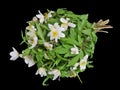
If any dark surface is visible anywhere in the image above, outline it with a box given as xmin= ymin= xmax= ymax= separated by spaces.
xmin=1 ymin=0 xmax=119 ymax=89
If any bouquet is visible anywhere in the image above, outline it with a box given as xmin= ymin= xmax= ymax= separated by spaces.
xmin=9 ymin=8 xmax=112 ymax=86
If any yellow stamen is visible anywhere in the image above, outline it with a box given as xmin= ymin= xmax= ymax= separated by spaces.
xmin=62 ymin=23 xmax=67 ymax=28
xmin=80 ymin=61 xmax=86 ymax=66
xmin=52 ymin=30 xmax=58 ymax=38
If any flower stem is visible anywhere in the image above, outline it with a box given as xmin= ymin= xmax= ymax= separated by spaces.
xmin=42 ymin=77 xmax=49 ymax=86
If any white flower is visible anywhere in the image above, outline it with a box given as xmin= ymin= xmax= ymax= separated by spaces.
xmin=32 ymin=16 xmax=38 ymax=21
xmin=48 ymin=69 xmax=61 ymax=80
xmin=47 ymin=23 xmax=65 ymax=42
xmin=23 ymin=55 xmax=35 ymax=67
xmin=44 ymin=42 xmax=53 ymax=50
xmin=44 ymin=11 xmax=54 ymax=20
xmin=26 ymin=25 xmax=36 ymax=31
xmin=80 ymin=55 xmax=88 ymax=71
xmin=72 ymin=55 xmax=89 ymax=71
xmin=71 ymin=45 xmax=79 ymax=54
xmin=36 ymin=10 xmax=45 ymax=24
xmin=26 ymin=31 xmax=36 ymax=37
xmin=72 ymin=62 xmax=79 ymax=70
xmin=35 ymin=67 xmax=47 ymax=77
xmin=28 ymin=36 xmax=38 ymax=49
xmin=69 ymin=68 xmax=77 ymax=77
xmin=9 ymin=47 xmax=20 ymax=61
xmin=60 ymin=18 xmax=76 ymax=30
xmin=26 ymin=25 xmax=36 ymax=37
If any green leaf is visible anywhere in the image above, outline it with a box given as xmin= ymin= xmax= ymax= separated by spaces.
xmin=86 ymin=21 xmax=92 ymax=28
xmin=62 ymin=44 xmax=72 ymax=49
xmin=31 ymin=49 xmax=38 ymax=54
xmin=79 ymin=50 xmax=84 ymax=59
xmin=56 ymin=54 xmax=68 ymax=61
xmin=55 ymin=58 xmax=61 ymax=65
xmin=82 ymin=29 xmax=91 ymax=35
xmin=61 ymin=71 xmax=70 ymax=78
xmin=47 ymin=50 xmax=55 ymax=61
xmin=36 ymin=49 xmax=44 ymax=65
xmin=60 ymin=37 xmax=79 ymax=46
xmin=38 ymin=40 xmax=44 ymax=44
xmin=36 ymin=54 xmax=43 ymax=65
xmin=36 ymin=23 xmax=45 ymax=41
xmin=77 ymin=21 xmax=82 ymax=31
xmin=66 ymin=11 xmax=74 ymax=15
xmin=78 ymin=35 xmax=83 ymax=46
xmin=64 ymin=52 xmax=77 ymax=58
xmin=55 ymin=46 xmax=68 ymax=54
xmin=79 ymin=14 xmax=88 ymax=20
xmin=70 ymin=28 xmax=77 ymax=39
xmin=87 ymin=64 xmax=94 ymax=68
xmin=57 ymin=8 xmax=66 ymax=14
xmin=78 ymin=14 xmax=88 ymax=31
xmin=22 ymin=49 xmax=30 ymax=57
xmin=91 ymin=32 xmax=98 ymax=43
xmin=40 ymin=24 xmax=49 ymax=31
xmin=67 ymin=54 xmax=80 ymax=67
xmin=47 ymin=18 xmax=60 ymax=24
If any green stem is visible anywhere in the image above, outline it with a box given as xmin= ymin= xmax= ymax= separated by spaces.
xmin=42 ymin=77 xmax=49 ymax=86
xmin=36 ymin=23 xmax=45 ymax=42
xmin=77 ymin=74 xmax=83 ymax=84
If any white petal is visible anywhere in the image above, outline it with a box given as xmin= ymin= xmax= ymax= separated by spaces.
xmin=48 ymin=69 xmax=61 ymax=80
xmin=73 ymin=63 xmax=79 ymax=70
xmin=53 ymin=70 xmax=61 ymax=80
xmin=36 ymin=15 xmax=41 ymax=18
xmin=35 ymin=70 xmax=39 ymax=75
xmin=48 ymin=24 xmax=53 ymax=30
xmin=28 ymin=59 xmax=35 ymax=67
xmin=60 ymin=18 xmax=67 ymax=23
xmin=71 ymin=45 xmax=79 ymax=54
xmin=80 ymin=55 xmax=88 ymax=71
xmin=60 ymin=33 xmax=65 ymax=38
xmin=36 ymin=68 xmax=47 ymax=77
xmin=29 ymin=36 xmax=38 ymax=49
xmin=55 ymin=38 xmax=58 ymax=42
xmin=24 ymin=55 xmax=35 ymax=67
xmin=66 ymin=18 xmax=70 ymax=21
xmin=68 ymin=22 xmax=76 ymax=28
xmin=9 ymin=47 xmax=19 ymax=61
xmin=54 ymin=23 xmax=59 ymax=28
xmin=44 ymin=42 xmax=53 ymax=50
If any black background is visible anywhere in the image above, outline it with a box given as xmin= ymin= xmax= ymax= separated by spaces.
xmin=1 ymin=0 xmax=119 ymax=90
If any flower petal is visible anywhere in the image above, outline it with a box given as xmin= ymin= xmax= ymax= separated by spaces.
xmin=68 ymin=22 xmax=76 ymax=28
xmin=9 ymin=47 xmax=19 ymax=61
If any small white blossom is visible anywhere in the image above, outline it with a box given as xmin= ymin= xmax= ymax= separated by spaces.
xmin=26 ymin=31 xmax=36 ymax=37
xmin=32 ymin=16 xmax=38 ymax=21
xmin=47 ymin=23 xmax=65 ymax=42
xmin=80 ymin=55 xmax=88 ymax=71
xmin=71 ymin=45 xmax=79 ymax=54
xmin=60 ymin=18 xmax=76 ymax=30
xmin=23 ymin=55 xmax=35 ymax=67
xmin=28 ymin=36 xmax=38 ymax=49
xmin=44 ymin=11 xmax=54 ymax=20
xmin=26 ymin=25 xmax=36 ymax=31
xmin=9 ymin=47 xmax=20 ymax=61
xmin=48 ymin=69 xmax=61 ymax=80
xmin=70 ymin=68 xmax=77 ymax=77
xmin=26 ymin=25 xmax=37 ymax=38
xmin=35 ymin=67 xmax=47 ymax=77
xmin=44 ymin=42 xmax=53 ymax=50
xmin=36 ymin=10 xmax=45 ymax=24
xmin=72 ymin=62 xmax=79 ymax=70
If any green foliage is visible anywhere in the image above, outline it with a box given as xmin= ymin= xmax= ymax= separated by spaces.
xmin=16 ymin=8 xmax=104 ymax=86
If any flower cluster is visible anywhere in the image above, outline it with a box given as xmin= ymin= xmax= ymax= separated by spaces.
xmin=9 ymin=8 xmax=112 ymax=86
